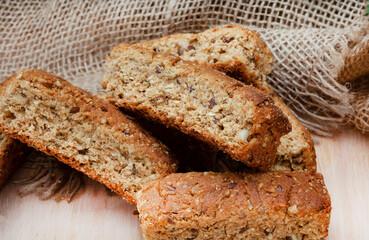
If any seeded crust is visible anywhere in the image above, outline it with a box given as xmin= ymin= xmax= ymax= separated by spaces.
xmin=137 ymin=171 xmax=331 ymax=240
xmin=134 ymin=25 xmax=316 ymax=171
xmin=0 ymin=133 xmax=29 ymax=189
xmin=103 ymin=45 xmax=291 ymax=171
xmin=0 ymin=70 xmax=177 ymax=204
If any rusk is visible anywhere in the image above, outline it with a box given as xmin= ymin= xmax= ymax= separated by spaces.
xmin=103 ymin=45 xmax=291 ymax=171
xmin=137 ymin=171 xmax=331 ymax=240
xmin=134 ymin=25 xmax=316 ymax=171
xmin=0 ymin=70 xmax=177 ymax=204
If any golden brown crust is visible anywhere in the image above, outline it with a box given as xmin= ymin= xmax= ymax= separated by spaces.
xmin=0 ymin=134 xmax=29 ymax=189
xmin=0 ymin=70 xmax=177 ymax=204
xmin=134 ymin=25 xmax=316 ymax=172
xmin=137 ymin=171 xmax=331 ymax=240
xmin=104 ymin=45 xmax=291 ymax=171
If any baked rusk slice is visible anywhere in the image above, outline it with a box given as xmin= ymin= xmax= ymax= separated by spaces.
xmin=0 ymin=70 xmax=177 ymax=204
xmin=137 ymin=171 xmax=331 ymax=240
xmin=0 ymin=133 xmax=29 ymax=189
xmin=135 ymin=25 xmax=273 ymax=93
xmin=103 ymin=45 xmax=291 ymax=171
xmin=271 ymin=96 xmax=316 ymax=171
xmin=134 ymin=25 xmax=316 ymax=171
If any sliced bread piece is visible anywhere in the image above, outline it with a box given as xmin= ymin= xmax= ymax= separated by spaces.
xmin=136 ymin=25 xmax=273 ymax=91
xmin=0 ymin=133 xmax=29 ymax=189
xmin=103 ymin=45 xmax=291 ymax=171
xmin=271 ymin=96 xmax=316 ymax=171
xmin=137 ymin=171 xmax=331 ymax=240
xmin=134 ymin=25 xmax=316 ymax=171
xmin=0 ymin=70 xmax=177 ymax=204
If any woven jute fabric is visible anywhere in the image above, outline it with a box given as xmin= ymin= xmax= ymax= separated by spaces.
xmin=0 ymin=1 xmax=368 ymax=200
xmin=348 ymin=75 xmax=369 ymax=133
xmin=1 ymin=0 xmax=368 ymax=134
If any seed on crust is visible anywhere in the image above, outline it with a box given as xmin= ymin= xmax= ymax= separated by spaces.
xmin=70 ymin=106 xmax=80 ymax=113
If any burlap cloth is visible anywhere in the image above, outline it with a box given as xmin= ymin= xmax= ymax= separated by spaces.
xmin=1 ymin=1 xmax=368 ymax=200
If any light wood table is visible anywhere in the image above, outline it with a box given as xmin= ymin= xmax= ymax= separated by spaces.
xmin=1 ymin=129 xmax=368 ymax=239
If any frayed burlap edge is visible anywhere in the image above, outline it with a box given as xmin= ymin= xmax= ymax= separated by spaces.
xmin=265 ymin=15 xmax=369 ymax=135
xmin=11 ymin=151 xmax=84 ymax=202
xmin=346 ymin=75 xmax=369 ymax=133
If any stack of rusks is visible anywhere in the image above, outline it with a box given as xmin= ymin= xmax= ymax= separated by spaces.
xmin=0 ymin=26 xmax=331 ymax=239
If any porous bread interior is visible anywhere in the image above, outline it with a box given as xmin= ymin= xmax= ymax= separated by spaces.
xmin=271 ymin=96 xmax=316 ymax=171
xmin=136 ymin=25 xmax=273 ymax=91
xmin=105 ymin=55 xmax=254 ymax=146
xmin=0 ymin=75 xmax=169 ymax=200
xmin=135 ymin=25 xmax=316 ymax=171
xmin=103 ymin=47 xmax=289 ymax=169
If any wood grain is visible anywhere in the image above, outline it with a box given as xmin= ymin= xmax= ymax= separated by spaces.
xmin=0 ymin=129 xmax=368 ymax=239
xmin=315 ymin=130 xmax=369 ymax=240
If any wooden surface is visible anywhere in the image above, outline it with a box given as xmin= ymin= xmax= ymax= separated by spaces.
xmin=0 ymin=129 xmax=368 ymax=240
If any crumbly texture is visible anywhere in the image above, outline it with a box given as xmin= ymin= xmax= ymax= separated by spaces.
xmin=0 ymin=70 xmax=177 ymax=204
xmin=103 ymin=45 xmax=291 ymax=171
xmin=137 ymin=171 xmax=331 ymax=240
xmin=271 ymin=95 xmax=316 ymax=171
xmin=0 ymin=133 xmax=29 ymax=189
xmin=136 ymin=25 xmax=273 ymax=92
xmin=134 ymin=25 xmax=316 ymax=171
